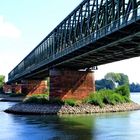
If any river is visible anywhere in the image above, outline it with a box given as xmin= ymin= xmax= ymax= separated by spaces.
xmin=0 ymin=93 xmax=140 ymax=140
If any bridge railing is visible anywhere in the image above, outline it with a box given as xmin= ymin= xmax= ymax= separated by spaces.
xmin=8 ymin=0 xmax=140 ymax=82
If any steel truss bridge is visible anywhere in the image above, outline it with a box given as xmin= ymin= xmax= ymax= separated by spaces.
xmin=8 ymin=0 xmax=140 ymax=83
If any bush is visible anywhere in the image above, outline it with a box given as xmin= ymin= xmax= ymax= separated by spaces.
xmin=24 ymin=95 xmax=65 ymax=105
xmin=85 ymin=89 xmax=131 ymax=107
xmin=64 ymin=99 xmax=77 ymax=107
xmin=115 ymin=84 xmax=130 ymax=97
xmin=87 ymin=95 xmax=104 ymax=108
xmin=24 ymin=94 xmax=49 ymax=104
xmin=9 ymin=93 xmax=26 ymax=97
xmin=86 ymin=92 xmax=104 ymax=107
xmin=49 ymin=98 xmax=64 ymax=105
xmin=23 ymin=88 xmax=131 ymax=107
xmin=103 ymin=94 xmax=116 ymax=105
xmin=123 ymin=96 xmax=131 ymax=102
xmin=111 ymin=94 xmax=124 ymax=103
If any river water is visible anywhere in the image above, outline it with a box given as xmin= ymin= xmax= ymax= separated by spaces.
xmin=0 ymin=93 xmax=140 ymax=140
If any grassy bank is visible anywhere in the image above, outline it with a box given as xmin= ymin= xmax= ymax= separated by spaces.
xmin=23 ymin=85 xmax=131 ymax=108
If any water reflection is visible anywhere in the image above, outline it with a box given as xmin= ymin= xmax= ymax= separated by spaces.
xmin=2 ymin=111 xmax=133 ymax=140
xmin=8 ymin=114 xmax=94 ymax=140
xmin=0 ymin=94 xmax=140 ymax=140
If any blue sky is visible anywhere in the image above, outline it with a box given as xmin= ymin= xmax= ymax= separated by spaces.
xmin=0 ymin=0 xmax=140 ymax=83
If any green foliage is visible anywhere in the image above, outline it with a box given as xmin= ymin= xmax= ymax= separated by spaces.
xmin=123 ymin=96 xmax=131 ymax=102
xmin=24 ymin=94 xmax=65 ymax=105
xmin=24 ymin=94 xmax=49 ymax=104
xmin=118 ymin=73 xmax=129 ymax=85
xmin=23 ymin=86 xmax=131 ymax=107
xmin=130 ymin=82 xmax=140 ymax=92
xmin=49 ymin=98 xmax=65 ymax=105
xmin=95 ymin=79 xmax=115 ymax=90
xmin=9 ymin=93 xmax=26 ymax=97
xmin=64 ymin=99 xmax=77 ymax=107
xmin=96 ymin=72 xmax=130 ymax=90
xmin=0 ymin=75 xmax=5 ymax=88
xmin=115 ymin=84 xmax=130 ymax=97
xmin=105 ymin=72 xmax=121 ymax=84
xmin=85 ymin=89 xmax=131 ymax=108
xmin=104 ymin=72 xmax=129 ymax=86
xmin=86 ymin=93 xmax=104 ymax=108
xmin=24 ymin=95 xmax=78 ymax=106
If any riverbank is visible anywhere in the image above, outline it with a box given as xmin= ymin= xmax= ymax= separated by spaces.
xmin=4 ymin=102 xmax=140 ymax=115
xmin=0 ymin=94 xmax=25 ymax=102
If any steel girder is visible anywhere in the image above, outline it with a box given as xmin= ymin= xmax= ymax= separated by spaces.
xmin=8 ymin=0 xmax=140 ymax=82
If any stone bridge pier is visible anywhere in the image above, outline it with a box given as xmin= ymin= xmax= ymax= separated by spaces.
xmin=4 ymin=69 xmax=95 ymax=100
xmin=49 ymin=69 xmax=95 ymax=100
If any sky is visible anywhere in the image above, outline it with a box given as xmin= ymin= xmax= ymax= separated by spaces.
xmin=0 ymin=0 xmax=140 ymax=83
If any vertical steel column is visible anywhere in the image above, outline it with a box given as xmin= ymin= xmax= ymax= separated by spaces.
xmin=73 ymin=12 xmax=76 ymax=42
xmin=95 ymin=0 xmax=99 ymax=32
xmin=87 ymin=0 xmax=90 ymax=35
xmin=80 ymin=5 xmax=83 ymax=39
xmin=133 ymin=0 xmax=137 ymax=19
xmin=105 ymin=0 xmax=108 ymax=33
xmin=117 ymin=0 xmax=121 ymax=27
xmin=52 ymin=31 xmax=55 ymax=57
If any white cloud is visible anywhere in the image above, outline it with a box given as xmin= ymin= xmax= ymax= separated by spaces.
xmin=0 ymin=16 xmax=21 ymax=39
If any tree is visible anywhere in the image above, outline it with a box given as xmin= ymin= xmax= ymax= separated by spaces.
xmin=130 ymin=83 xmax=140 ymax=92
xmin=95 ymin=79 xmax=115 ymax=90
xmin=95 ymin=72 xmax=130 ymax=91
xmin=0 ymin=75 xmax=5 ymax=92
xmin=118 ymin=73 xmax=129 ymax=86
xmin=104 ymin=72 xmax=129 ymax=87
xmin=115 ymin=84 xmax=130 ymax=97
xmin=104 ymin=72 xmax=121 ymax=87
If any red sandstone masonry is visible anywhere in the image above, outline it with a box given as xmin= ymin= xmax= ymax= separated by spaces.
xmin=4 ymin=80 xmax=48 ymax=95
xmin=4 ymin=69 xmax=95 ymax=100
xmin=3 ymin=84 xmax=12 ymax=93
xmin=23 ymin=80 xmax=47 ymax=95
xmin=49 ymin=69 xmax=95 ymax=100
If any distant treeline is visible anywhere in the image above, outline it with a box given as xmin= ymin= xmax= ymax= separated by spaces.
xmin=96 ymin=72 xmax=129 ymax=90
xmin=95 ymin=72 xmax=140 ymax=92
xmin=130 ymin=83 xmax=140 ymax=92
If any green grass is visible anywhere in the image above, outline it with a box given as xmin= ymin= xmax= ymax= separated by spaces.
xmin=115 ymin=84 xmax=130 ymax=97
xmin=9 ymin=93 xmax=26 ymax=97
xmin=23 ymin=94 xmax=78 ymax=106
xmin=24 ymin=94 xmax=49 ymax=104
xmin=85 ymin=89 xmax=131 ymax=108
xmin=23 ymin=85 xmax=131 ymax=107
xmin=49 ymin=98 xmax=65 ymax=105
xmin=64 ymin=99 xmax=77 ymax=107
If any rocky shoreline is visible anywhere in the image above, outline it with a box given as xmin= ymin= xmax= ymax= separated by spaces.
xmin=4 ymin=102 xmax=140 ymax=115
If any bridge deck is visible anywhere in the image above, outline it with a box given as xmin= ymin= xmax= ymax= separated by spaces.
xmin=8 ymin=0 xmax=140 ymax=83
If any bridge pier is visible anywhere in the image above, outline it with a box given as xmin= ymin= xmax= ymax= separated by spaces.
xmin=49 ymin=69 xmax=95 ymax=100
xmin=12 ymin=83 xmax=22 ymax=93
xmin=21 ymin=80 xmax=48 ymax=95
xmin=3 ymin=82 xmax=22 ymax=94
xmin=4 ymin=80 xmax=48 ymax=95
xmin=5 ymin=69 xmax=95 ymax=100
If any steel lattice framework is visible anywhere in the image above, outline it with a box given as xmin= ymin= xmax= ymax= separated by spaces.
xmin=8 ymin=0 xmax=140 ymax=83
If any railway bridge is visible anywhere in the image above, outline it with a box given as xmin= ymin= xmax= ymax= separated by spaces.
xmin=6 ymin=0 xmax=140 ymax=99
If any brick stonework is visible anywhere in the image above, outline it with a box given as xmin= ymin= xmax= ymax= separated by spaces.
xmin=49 ymin=69 xmax=95 ymax=100
xmin=4 ymin=80 xmax=48 ymax=95
xmin=22 ymin=80 xmax=47 ymax=95
xmin=3 ymin=83 xmax=22 ymax=93
xmin=13 ymin=84 xmax=22 ymax=93
xmin=3 ymin=84 xmax=12 ymax=93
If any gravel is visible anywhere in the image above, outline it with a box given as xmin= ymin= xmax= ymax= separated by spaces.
xmin=4 ymin=102 xmax=140 ymax=115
